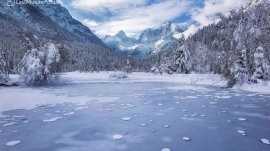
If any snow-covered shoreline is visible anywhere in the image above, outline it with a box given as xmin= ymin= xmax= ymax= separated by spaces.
xmin=5 ymin=72 xmax=270 ymax=94
xmin=56 ymin=71 xmax=228 ymax=86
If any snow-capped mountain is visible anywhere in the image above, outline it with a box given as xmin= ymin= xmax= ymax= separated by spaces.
xmin=103 ymin=22 xmax=186 ymax=58
xmin=0 ymin=0 xmax=104 ymax=45
xmin=103 ymin=31 xmax=137 ymax=52
xmin=0 ymin=0 xmax=124 ymax=72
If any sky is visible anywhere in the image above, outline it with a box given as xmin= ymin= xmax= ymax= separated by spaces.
xmin=62 ymin=0 xmax=250 ymax=38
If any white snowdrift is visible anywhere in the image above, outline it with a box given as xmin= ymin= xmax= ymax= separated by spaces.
xmin=57 ymin=71 xmax=227 ymax=86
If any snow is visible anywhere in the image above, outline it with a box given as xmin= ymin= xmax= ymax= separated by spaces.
xmin=237 ymin=130 xmax=246 ymax=135
xmin=260 ymin=138 xmax=270 ymax=145
xmin=161 ymin=148 xmax=171 ymax=151
xmin=55 ymin=72 xmax=227 ymax=86
xmin=182 ymin=137 xmax=191 ymax=141
xmin=0 ymin=86 xmax=119 ymax=115
xmin=74 ymin=106 xmax=89 ymax=110
xmin=109 ymin=72 xmax=128 ymax=79
xmin=121 ymin=117 xmax=132 ymax=121
xmin=43 ymin=116 xmax=63 ymax=122
xmin=5 ymin=140 xmax=21 ymax=146
xmin=233 ymin=81 xmax=270 ymax=94
xmin=238 ymin=118 xmax=247 ymax=121
xmin=112 ymin=134 xmax=123 ymax=140
xmin=164 ymin=125 xmax=170 ymax=128
xmin=2 ymin=122 xmax=16 ymax=127
xmin=63 ymin=112 xmax=75 ymax=116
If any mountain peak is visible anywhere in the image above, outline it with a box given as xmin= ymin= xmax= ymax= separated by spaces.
xmin=116 ymin=30 xmax=127 ymax=38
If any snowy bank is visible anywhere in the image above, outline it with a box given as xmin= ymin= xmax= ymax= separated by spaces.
xmin=57 ymin=71 xmax=227 ymax=86
xmin=233 ymin=81 xmax=270 ymax=94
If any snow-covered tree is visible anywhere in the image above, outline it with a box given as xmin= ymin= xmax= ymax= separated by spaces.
xmin=230 ymin=49 xmax=249 ymax=85
xmin=20 ymin=41 xmax=61 ymax=86
xmin=229 ymin=20 xmax=250 ymax=85
xmin=251 ymin=46 xmax=270 ymax=82
xmin=0 ymin=53 xmax=8 ymax=83
xmin=175 ymin=36 xmax=190 ymax=73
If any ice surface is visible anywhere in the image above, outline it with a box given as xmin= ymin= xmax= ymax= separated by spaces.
xmin=0 ymin=74 xmax=270 ymax=151
xmin=43 ymin=117 xmax=63 ymax=122
xmin=5 ymin=140 xmax=21 ymax=146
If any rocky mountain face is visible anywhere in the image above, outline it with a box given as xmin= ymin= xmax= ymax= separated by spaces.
xmin=0 ymin=0 xmax=125 ymax=73
xmin=103 ymin=23 xmax=186 ymax=59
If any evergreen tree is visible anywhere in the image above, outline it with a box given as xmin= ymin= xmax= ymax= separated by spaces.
xmin=175 ymin=36 xmax=190 ymax=74
xmin=251 ymin=46 xmax=270 ymax=82
xmin=231 ymin=49 xmax=249 ymax=85
xmin=0 ymin=52 xmax=7 ymax=83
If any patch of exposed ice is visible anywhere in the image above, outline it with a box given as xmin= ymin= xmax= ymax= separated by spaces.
xmin=5 ymin=140 xmax=21 ymax=146
xmin=140 ymin=123 xmax=147 ymax=126
xmin=43 ymin=117 xmax=63 ymax=122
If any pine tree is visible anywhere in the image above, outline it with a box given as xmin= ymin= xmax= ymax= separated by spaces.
xmin=230 ymin=20 xmax=250 ymax=85
xmin=20 ymin=41 xmax=61 ymax=86
xmin=175 ymin=36 xmax=190 ymax=74
xmin=0 ymin=52 xmax=7 ymax=83
xmin=251 ymin=46 xmax=269 ymax=82
xmin=231 ymin=49 xmax=249 ymax=85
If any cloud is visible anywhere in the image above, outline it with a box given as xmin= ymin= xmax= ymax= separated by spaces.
xmin=191 ymin=0 xmax=250 ymax=26
xmin=182 ymin=24 xmax=199 ymax=38
xmin=70 ymin=0 xmax=250 ymax=38
xmin=83 ymin=19 xmax=99 ymax=28
xmin=71 ymin=0 xmax=147 ymax=14
xmin=71 ymin=0 xmax=192 ymax=37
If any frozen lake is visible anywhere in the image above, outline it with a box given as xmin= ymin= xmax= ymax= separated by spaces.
xmin=0 ymin=82 xmax=270 ymax=151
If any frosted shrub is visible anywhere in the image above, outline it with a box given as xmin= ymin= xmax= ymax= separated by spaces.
xmin=20 ymin=41 xmax=60 ymax=86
